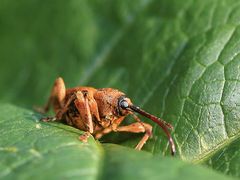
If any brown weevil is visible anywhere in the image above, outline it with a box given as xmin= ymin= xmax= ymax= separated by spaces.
xmin=36 ymin=77 xmax=176 ymax=155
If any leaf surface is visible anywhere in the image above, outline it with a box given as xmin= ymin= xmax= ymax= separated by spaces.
xmin=0 ymin=104 xmax=233 ymax=180
xmin=0 ymin=0 xmax=240 ymax=178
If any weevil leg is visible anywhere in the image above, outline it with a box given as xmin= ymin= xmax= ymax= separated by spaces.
xmin=54 ymin=94 xmax=77 ymax=120
xmin=79 ymin=132 xmax=91 ymax=143
xmin=74 ymin=91 xmax=95 ymax=142
xmin=94 ymin=127 xmax=113 ymax=139
xmin=94 ymin=116 xmax=125 ymax=139
xmin=131 ymin=113 xmax=153 ymax=150
xmin=35 ymin=77 xmax=66 ymax=114
xmin=41 ymin=117 xmax=57 ymax=122
xmin=40 ymin=93 xmax=76 ymax=122
xmin=85 ymin=91 xmax=101 ymax=123
xmin=114 ymin=122 xmax=152 ymax=150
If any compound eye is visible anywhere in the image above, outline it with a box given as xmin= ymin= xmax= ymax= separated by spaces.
xmin=120 ymin=99 xmax=129 ymax=109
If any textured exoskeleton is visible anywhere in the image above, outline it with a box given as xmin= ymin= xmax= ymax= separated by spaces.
xmin=37 ymin=77 xmax=176 ymax=155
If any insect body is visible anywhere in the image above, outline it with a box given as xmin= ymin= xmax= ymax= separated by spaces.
xmin=38 ymin=77 xmax=176 ymax=155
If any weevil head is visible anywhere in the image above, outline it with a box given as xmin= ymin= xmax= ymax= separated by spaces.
xmin=117 ymin=95 xmax=132 ymax=116
xmin=94 ymin=89 xmax=176 ymax=156
xmin=94 ymin=88 xmax=176 ymax=155
xmin=94 ymin=88 xmax=132 ymax=118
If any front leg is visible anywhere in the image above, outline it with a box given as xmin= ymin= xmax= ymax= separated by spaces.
xmin=74 ymin=91 xmax=96 ymax=142
xmin=74 ymin=91 xmax=94 ymax=133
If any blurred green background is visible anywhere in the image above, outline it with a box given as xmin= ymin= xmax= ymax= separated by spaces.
xmin=0 ymin=0 xmax=154 ymax=107
xmin=0 ymin=0 xmax=129 ymax=107
xmin=1 ymin=0 xmax=240 ymax=179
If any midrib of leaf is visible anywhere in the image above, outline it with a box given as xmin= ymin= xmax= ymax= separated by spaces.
xmin=192 ymin=132 xmax=240 ymax=164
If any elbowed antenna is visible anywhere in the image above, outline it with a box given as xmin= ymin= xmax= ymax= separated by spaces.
xmin=129 ymin=105 xmax=176 ymax=156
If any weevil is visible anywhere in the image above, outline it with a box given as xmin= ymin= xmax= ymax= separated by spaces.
xmin=37 ymin=77 xmax=176 ymax=155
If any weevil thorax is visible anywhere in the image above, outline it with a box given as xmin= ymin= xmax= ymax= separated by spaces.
xmin=94 ymin=88 xmax=132 ymax=120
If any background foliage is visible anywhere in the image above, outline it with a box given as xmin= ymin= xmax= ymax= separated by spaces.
xmin=0 ymin=0 xmax=240 ymax=179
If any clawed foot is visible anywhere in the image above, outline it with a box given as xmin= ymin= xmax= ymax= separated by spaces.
xmin=79 ymin=132 xmax=90 ymax=143
xmin=40 ymin=117 xmax=57 ymax=122
xmin=135 ymin=143 xmax=144 ymax=151
xmin=94 ymin=133 xmax=102 ymax=140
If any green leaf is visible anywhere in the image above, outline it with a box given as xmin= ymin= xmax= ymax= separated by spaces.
xmin=102 ymin=144 xmax=233 ymax=180
xmin=204 ymin=138 xmax=240 ymax=177
xmin=1 ymin=0 xmax=240 ymax=178
xmin=0 ymin=104 xmax=233 ymax=180
xmin=0 ymin=104 xmax=103 ymax=179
